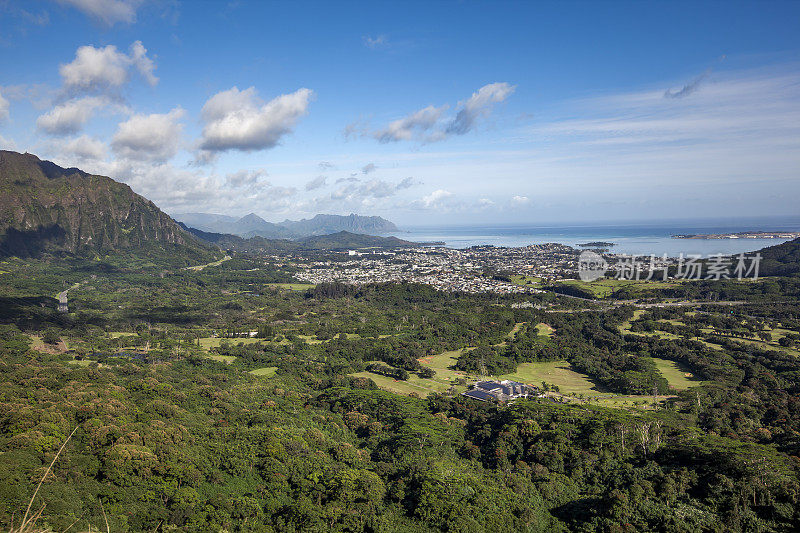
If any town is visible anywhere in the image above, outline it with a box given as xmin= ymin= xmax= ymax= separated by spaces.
xmin=293 ymin=243 xmax=580 ymax=293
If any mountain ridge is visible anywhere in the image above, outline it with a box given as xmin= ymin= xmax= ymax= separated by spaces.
xmin=0 ymin=150 xmax=212 ymax=261
xmin=178 ymin=223 xmax=420 ymax=252
xmin=174 ymin=211 xmax=398 ymax=239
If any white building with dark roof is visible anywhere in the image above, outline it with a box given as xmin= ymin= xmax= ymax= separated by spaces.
xmin=462 ymin=379 xmax=537 ymax=402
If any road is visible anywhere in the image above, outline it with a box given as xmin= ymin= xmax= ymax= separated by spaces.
xmin=56 ymin=282 xmax=82 ymax=312
xmin=184 ymin=255 xmax=231 ymax=271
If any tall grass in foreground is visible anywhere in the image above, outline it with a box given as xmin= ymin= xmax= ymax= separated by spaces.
xmin=8 ymin=426 xmax=82 ymax=533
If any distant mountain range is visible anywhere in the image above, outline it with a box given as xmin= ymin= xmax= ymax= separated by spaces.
xmin=174 ymin=212 xmax=399 ymax=239
xmin=179 ymin=224 xmax=420 ymax=252
xmin=0 ymin=150 xmax=211 ymax=261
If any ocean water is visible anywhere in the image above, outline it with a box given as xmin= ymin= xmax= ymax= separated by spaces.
xmin=392 ymin=217 xmax=800 ymax=257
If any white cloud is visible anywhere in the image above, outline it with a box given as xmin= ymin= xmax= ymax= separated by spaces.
xmin=57 ymin=0 xmax=140 ymax=26
xmin=446 ymin=82 xmax=516 ymax=135
xmin=361 ymin=162 xmax=377 ymax=174
xmin=664 ymin=69 xmax=710 ymax=99
xmin=128 ymin=41 xmax=158 ymax=86
xmin=511 ymin=195 xmax=530 ymax=206
xmin=59 ymin=41 xmax=158 ymax=91
xmin=225 ymin=169 xmax=269 ymax=189
xmin=0 ymin=134 xmax=17 ymax=150
xmin=421 ymin=189 xmax=454 ymax=208
xmin=371 ymin=105 xmax=446 ymax=143
xmin=58 ymin=134 xmax=107 ymax=161
xmin=0 ymin=91 xmax=8 ymax=122
xmin=363 ymin=35 xmax=388 ymax=49
xmin=198 ymin=86 xmax=313 ymax=155
xmin=305 ymin=175 xmax=327 ymax=191
xmin=359 ymin=179 xmax=396 ymax=198
xmin=111 ymin=108 xmax=185 ymax=162
xmin=354 ymin=82 xmax=515 ymax=143
xmin=397 ymin=177 xmax=416 ymax=189
xmin=36 ymin=96 xmax=122 ymax=135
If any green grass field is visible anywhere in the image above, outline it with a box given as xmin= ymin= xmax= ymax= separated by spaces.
xmin=418 ymin=349 xmax=479 ymax=382
xmin=185 ymin=255 xmax=231 ymax=271
xmin=500 ymin=360 xmax=601 ymax=394
xmin=29 ymin=335 xmax=44 ymax=349
xmin=350 ymin=371 xmax=454 ymax=397
xmin=249 ymin=367 xmax=278 ymax=377
xmin=652 ymin=357 xmax=704 ymax=390
xmin=297 ymin=334 xmax=323 ymax=344
xmin=618 ymin=310 xmax=646 ymax=334
xmin=535 ymin=323 xmax=555 ymax=337
xmin=207 ymin=354 xmax=237 ymax=364
xmin=509 ymin=275 xmax=543 ymax=287
xmin=264 ymin=283 xmax=316 ymax=291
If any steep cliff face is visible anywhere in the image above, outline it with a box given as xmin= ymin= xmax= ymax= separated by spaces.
xmin=0 ymin=150 xmax=199 ymax=257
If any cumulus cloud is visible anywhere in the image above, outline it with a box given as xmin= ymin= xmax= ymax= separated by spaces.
xmin=59 ymin=41 xmax=158 ymax=91
xmin=421 ymin=189 xmax=454 ymax=208
xmin=198 ymin=86 xmax=313 ymax=155
xmin=361 ymin=162 xmax=377 ymax=174
xmin=446 ymin=82 xmax=516 ymax=135
xmin=111 ymin=108 xmax=185 ymax=162
xmin=0 ymin=91 xmax=8 ymax=122
xmin=58 ymin=134 xmax=107 ymax=161
xmin=318 ymin=161 xmax=335 ymax=170
xmin=336 ymin=176 xmax=360 ymax=184
xmin=305 ymin=175 xmax=327 ymax=191
xmin=36 ymin=96 xmax=123 ymax=135
xmin=57 ymin=0 xmax=140 ymax=26
xmin=225 ymin=169 xmax=268 ymax=189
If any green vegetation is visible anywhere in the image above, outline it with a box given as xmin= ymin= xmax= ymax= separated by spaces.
xmin=0 ymin=150 xmax=216 ymax=263
xmin=249 ymin=366 xmax=277 ymax=377
xmin=2 ymin=226 xmax=800 ymax=530
xmin=264 ymin=282 xmax=316 ymax=291
xmin=554 ymin=278 xmax=682 ymax=299
xmin=501 ymin=360 xmax=601 ymax=393
xmin=652 ymin=357 xmax=704 ymax=390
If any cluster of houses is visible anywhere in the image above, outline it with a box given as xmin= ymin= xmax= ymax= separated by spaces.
xmin=462 ymin=379 xmax=539 ymax=403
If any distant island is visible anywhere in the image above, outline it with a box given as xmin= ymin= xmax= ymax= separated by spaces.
xmin=578 ymin=241 xmax=616 ymax=247
xmin=673 ymin=231 xmax=800 ymax=240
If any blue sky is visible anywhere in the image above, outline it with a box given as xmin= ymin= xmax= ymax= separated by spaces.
xmin=1 ymin=1 xmax=799 ymax=226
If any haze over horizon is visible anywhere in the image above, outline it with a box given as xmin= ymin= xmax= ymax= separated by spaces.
xmin=1 ymin=1 xmax=799 ymax=226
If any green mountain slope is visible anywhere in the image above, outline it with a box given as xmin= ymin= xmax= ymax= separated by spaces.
xmin=757 ymin=237 xmax=800 ymax=276
xmin=0 ymin=150 xmax=211 ymax=261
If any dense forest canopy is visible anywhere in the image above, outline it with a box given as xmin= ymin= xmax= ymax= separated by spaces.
xmin=2 ymin=239 xmax=800 ymax=532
